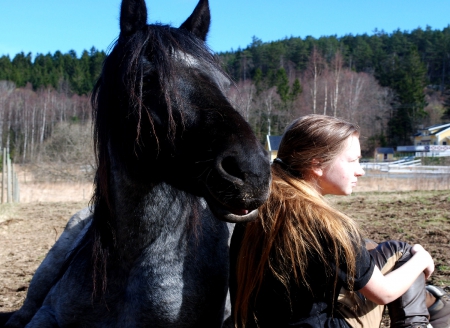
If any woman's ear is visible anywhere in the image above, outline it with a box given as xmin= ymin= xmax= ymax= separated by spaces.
xmin=311 ymin=159 xmax=323 ymax=177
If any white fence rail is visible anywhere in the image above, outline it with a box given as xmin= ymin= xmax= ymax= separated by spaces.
xmin=386 ymin=165 xmax=450 ymax=174
xmin=361 ymin=159 xmax=450 ymax=174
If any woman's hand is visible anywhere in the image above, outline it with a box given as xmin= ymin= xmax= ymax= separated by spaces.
xmin=411 ymin=244 xmax=434 ymax=279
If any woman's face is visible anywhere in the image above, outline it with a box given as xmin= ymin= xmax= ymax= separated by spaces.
xmin=317 ymin=135 xmax=365 ymax=196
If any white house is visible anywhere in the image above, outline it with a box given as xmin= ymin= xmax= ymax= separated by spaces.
xmin=397 ymin=123 xmax=450 ymax=157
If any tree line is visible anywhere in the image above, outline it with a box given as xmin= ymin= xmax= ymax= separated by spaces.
xmin=0 ymin=26 xmax=450 ymax=163
xmin=0 ymin=47 xmax=105 ymax=96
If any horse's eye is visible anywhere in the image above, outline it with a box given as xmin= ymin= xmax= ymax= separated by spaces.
xmin=142 ymin=58 xmax=155 ymax=75
xmin=143 ymin=69 xmax=158 ymax=84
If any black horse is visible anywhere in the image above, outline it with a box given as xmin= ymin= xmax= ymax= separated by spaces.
xmin=2 ymin=0 xmax=271 ymax=326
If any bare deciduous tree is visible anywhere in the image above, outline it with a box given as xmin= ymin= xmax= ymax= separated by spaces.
xmin=330 ymin=51 xmax=343 ymax=117
xmin=0 ymin=83 xmax=92 ymax=176
xmin=263 ymin=87 xmax=277 ymax=136
xmin=227 ymin=80 xmax=256 ymax=122
xmin=305 ymin=47 xmax=326 ymax=114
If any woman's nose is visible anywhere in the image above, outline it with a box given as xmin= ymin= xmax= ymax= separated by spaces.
xmin=356 ymin=164 xmax=365 ymax=177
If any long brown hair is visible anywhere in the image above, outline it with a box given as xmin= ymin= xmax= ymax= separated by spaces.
xmin=234 ymin=114 xmax=364 ymax=327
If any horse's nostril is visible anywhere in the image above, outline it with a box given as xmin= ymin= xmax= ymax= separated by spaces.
xmin=221 ymin=156 xmax=245 ymax=181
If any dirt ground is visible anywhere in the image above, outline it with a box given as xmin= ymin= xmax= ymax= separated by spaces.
xmin=0 ymin=201 xmax=88 ymax=311
xmin=0 ymin=178 xmax=449 ymax=326
xmin=330 ymin=190 xmax=450 ymax=327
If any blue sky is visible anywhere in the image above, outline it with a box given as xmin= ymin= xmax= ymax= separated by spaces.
xmin=1 ymin=0 xmax=450 ymax=59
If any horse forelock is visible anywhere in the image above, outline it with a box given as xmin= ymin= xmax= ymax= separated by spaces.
xmin=93 ymin=23 xmax=225 ymax=158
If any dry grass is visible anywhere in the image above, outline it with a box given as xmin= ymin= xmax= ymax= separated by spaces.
xmin=0 ymin=204 xmax=18 ymax=224
xmin=18 ymin=182 xmax=93 ymax=203
xmin=356 ymin=171 xmax=450 ymax=192
xmin=2 ymin=165 xmax=93 ymax=203
xmin=9 ymin=169 xmax=449 ymax=203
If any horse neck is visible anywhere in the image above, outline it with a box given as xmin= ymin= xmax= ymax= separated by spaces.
xmin=107 ymin=167 xmax=201 ymax=259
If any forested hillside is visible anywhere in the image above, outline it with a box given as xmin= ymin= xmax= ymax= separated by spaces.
xmin=220 ymin=26 xmax=450 ymax=149
xmin=0 ymin=26 xmax=450 ymax=163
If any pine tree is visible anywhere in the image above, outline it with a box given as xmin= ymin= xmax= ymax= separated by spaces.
xmin=0 ymin=55 xmax=13 ymax=81
xmin=89 ymin=47 xmax=106 ymax=86
xmin=387 ymin=47 xmax=428 ymax=145
xmin=276 ymin=68 xmax=289 ymax=103
xmin=442 ymin=88 xmax=450 ymax=121
xmin=253 ymin=68 xmax=263 ymax=94
xmin=290 ymin=78 xmax=302 ymax=100
xmin=11 ymin=52 xmax=33 ymax=87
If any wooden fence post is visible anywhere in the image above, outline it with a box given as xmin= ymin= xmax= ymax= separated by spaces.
xmin=7 ymin=151 xmax=12 ymax=203
xmin=1 ymin=148 xmax=5 ymax=203
xmin=1 ymin=148 xmax=21 ymax=204
xmin=13 ymin=172 xmax=19 ymax=203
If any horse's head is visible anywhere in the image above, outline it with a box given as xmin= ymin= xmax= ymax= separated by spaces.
xmin=92 ymin=0 xmax=271 ymax=223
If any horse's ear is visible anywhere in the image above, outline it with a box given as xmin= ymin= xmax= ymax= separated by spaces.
xmin=179 ymin=0 xmax=210 ymax=41
xmin=120 ymin=0 xmax=148 ymax=36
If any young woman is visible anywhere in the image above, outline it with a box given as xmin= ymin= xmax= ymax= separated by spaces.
xmin=229 ymin=114 xmax=441 ymax=328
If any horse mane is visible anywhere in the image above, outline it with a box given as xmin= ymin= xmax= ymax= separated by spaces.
xmin=85 ymin=24 xmax=226 ymax=296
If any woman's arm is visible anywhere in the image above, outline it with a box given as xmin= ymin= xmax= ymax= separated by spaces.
xmin=359 ymin=244 xmax=434 ymax=305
